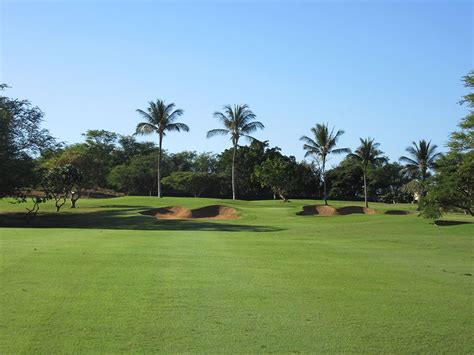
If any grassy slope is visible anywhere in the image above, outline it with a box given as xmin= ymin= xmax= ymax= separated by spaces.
xmin=0 ymin=197 xmax=472 ymax=353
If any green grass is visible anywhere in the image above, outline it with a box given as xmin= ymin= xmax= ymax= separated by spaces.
xmin=0 ymin=196 xmax=472 ymax=353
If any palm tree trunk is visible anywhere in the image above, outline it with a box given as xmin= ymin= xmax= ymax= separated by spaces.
xmin=363 ymin=170 xmax=368 ymax=208
xmin=232 ymin=144 xmax=236 ymax=200
xmin=157 ymin=135 xmax=163 ymax=198
xmin=420 ymin=173 xmax=426 ymax=198
xmin=322 ymin=157 xmax=327 ymax=205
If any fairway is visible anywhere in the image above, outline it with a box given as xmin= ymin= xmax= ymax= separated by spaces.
xmin=0 ymin=197 xmax=472 ymax=353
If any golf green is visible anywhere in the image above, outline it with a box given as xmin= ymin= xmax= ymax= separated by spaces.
xmin=0 ymin=197 xmax=472 ymax=353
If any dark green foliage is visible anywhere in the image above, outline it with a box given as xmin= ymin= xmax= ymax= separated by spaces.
xmin=107 ymin=153 xmax=157 ymax=195
xmin=368 ymin=162 xmax=411 ymax=203
xmin=421 ymin=71 xmax=474 ymax=217
xmin=254 ymin=155 xmax=298 ymax=201
xmin=0 ymin=85 xmax=57 ymax=197
xmin=327 ymin=158 xmax=411 ymax=203
xmin=418 ymin=196 xmax=442 ymax=219
xmin=112 ymin=135 xmax=156 ymax=166
xmin=162 ymin=171 xmax=221 ymax=197
xmin=326 ymin=157 xmax=363 ymax=199
xmin=428 ymin=152 xmax=473 ymax=215
xmin=81 ymin=130 xmax=119 ymax=187
xmin=217 ymin=141 xmax=275 ymax=198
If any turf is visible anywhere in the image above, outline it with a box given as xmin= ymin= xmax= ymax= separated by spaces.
xmin=0 ymin=197 xmax=472 ymax=353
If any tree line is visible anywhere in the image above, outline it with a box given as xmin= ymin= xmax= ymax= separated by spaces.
xmin=0 ymin=71 xmax=472 ymax=217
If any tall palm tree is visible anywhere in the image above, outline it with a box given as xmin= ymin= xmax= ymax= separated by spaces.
xmin=399 ymin=139 xmax=441 ymax=196
xmin=207 ymin=104 xmax=264 ymax=200
xmin=300 ymin=123 xmax=350 ymax=205
xmin=135 ymin=100 xmax=189 ymax=198
xmin=349 ymin=138 xmax=386 ymax=208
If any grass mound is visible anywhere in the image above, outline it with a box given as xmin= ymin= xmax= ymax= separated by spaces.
xmin=141 ymin=205 xmax=238 ymax=220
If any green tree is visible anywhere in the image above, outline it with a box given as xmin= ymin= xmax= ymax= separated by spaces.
xmin=254 ymin=155 xmax=297 ymax=201
xmin=349 ymin=138 xmax=386 ymax=207
xmin=107 ymin=153 xmax=157 ymax=195
xmin=193 ymin=152 xmax=218 ymax=174
xmin=422 ymin=71 xmax=473 ymax=216
xmin=300 ymin=123 xmax=350 ymax=205
xmin=0 ymin=84 xmax=57 ymax=197
xmin=429 ymin=152 xmax=473 ymax=215
xmin=207 ymin=104 xmax=264 ymax=200
xmin=40 ymin=144 xmax=99 ymax=205
xmin=42 ymin=164 xmax=82 ymax=212
xmin=368 ymin=162 xmax=411 ymax=203
xmin=135 ymin=100 xmax=189 ymax=198
xmin=113 ymin=135 xmax=156 ymax=165
xmin=168 ymin=151 xmax=198 ymax=172
xmin=399 ymin=139 xmax=441 ymax=196
xmin=162 ymin=171 xmax=217 ymax=197
xmin=216 ymin=140 xmax=281 ymax=199
xmin=326 ymin=157 xmax=363 ymax=200
xmin=450 ymin=70 xmax=474 ymax=153
xmin=81 ymin=130 xmax=119 ymax=188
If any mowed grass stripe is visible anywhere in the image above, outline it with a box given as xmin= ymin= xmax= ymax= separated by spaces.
xmin=0 ymin=197 xmax=472 ymax=353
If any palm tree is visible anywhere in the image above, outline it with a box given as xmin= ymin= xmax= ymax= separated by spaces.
xmin=135 ymin=100 xmax=189 ymax=198
xmin=349 ymin=138 xmax=386 ymax=207
xmin=300 ymin=123 xmax=350 ymax=205
xmin=399 ymin=139 xmax=441 ymax=196
xmin=207 ymin=104 xmax=264 ymax=200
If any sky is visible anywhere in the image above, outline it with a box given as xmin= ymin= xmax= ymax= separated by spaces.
xmin=1 ymin=0 xmax=472 ymax=167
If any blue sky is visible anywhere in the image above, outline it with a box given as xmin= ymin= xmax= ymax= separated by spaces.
xmin=1 ymin=0 xmax=472 ymax=167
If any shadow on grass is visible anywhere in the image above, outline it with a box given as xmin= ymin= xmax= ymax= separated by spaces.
xmin=434 ymin=220 xmax=473 ymax=227
xmin=0 ymin=207 xmax=282 ymax=232
xmin=98 ymin=204 xmax=156 ymax=209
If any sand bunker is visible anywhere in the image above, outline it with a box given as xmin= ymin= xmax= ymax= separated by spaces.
xmin=337 ymin=206 xmax=376 ymax=215
xmin=190 ymin=205 xmax=238 ymax=219
xmin=300 ymin=205 xmax=376 ymax=216
xmin=300 ymin=205 xmax=339 ymax=216
xmin=141 ymin=206 xmax=192 ymax=219
xmin=384 ymin=210 xmax=411 ymax=215
xmin=141 ymin=205 xmax=238 ymax=220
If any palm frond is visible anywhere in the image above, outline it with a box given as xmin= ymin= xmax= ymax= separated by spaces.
xmin=135 ymin=122 xmax=157 ymax=136
xmin=167 ymin=108 xmax=184 ymax=123
xmin=304 ymin=150 xmax=318 ymax=158
xmin=213 ymin=112 xmax=232 ymax=128
xmin=209 ymin=104 xmax=262 ymax=144
xmin=347 ymin=152 xmax=362 ymax=161
xmin=399 ymin=155 xmax=417 ymax=164
xmin=136 ymin=109 xmax=155 ymax=124
xmin=332 ymin=147 xmax=351 ymax=155
xmin=164 ymin=102 xmax=176 ymax=116
xmin=206 ymin=129 xmax=229 ymax=138
xmin=166 ymin=122 xmax=189 ymax=133
xmin=300 ymin=135 xmax=319 ymax=147
xmin=241 ymin=121 xmax=264 ymax=134
xmin=242 ymin=134 xmax=259 ymax=143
